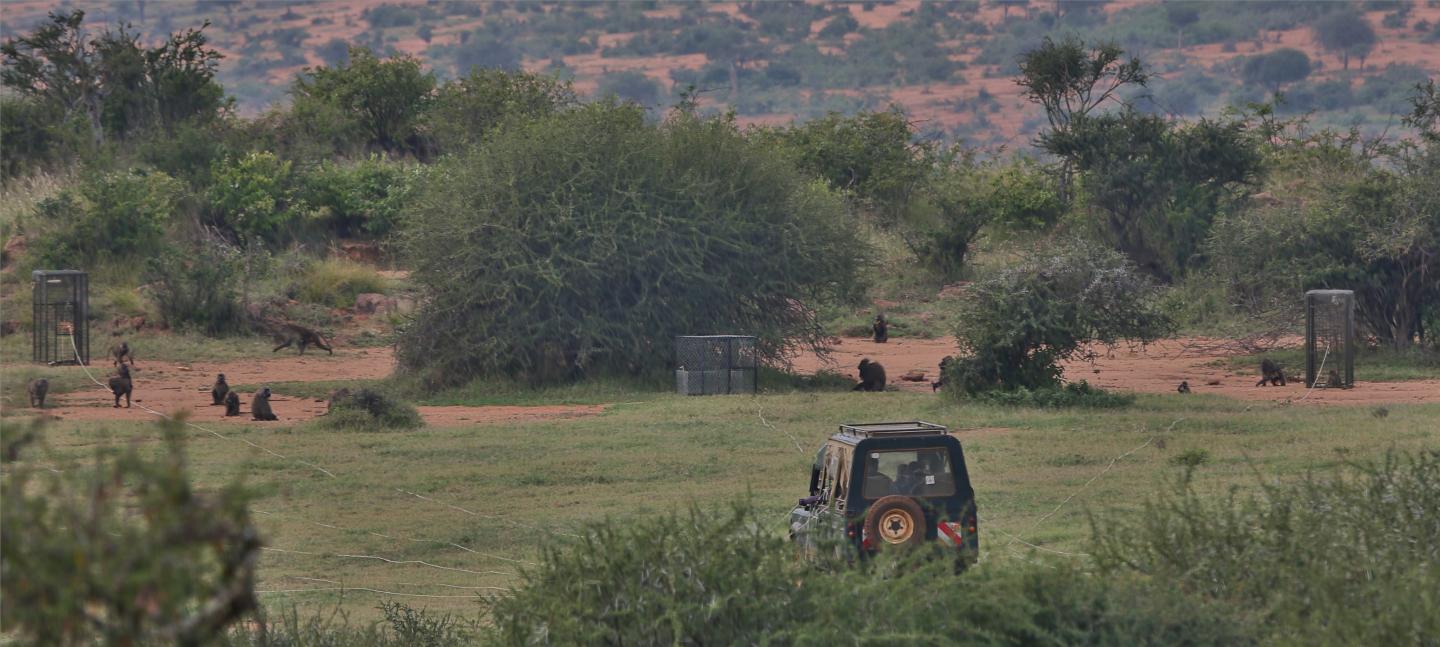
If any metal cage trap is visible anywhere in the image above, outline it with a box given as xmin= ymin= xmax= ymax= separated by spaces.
xmin=32 ymin=270 xmax=90 ymax=365
xmin=675 ymin=335 xmax=758 ymax=395
xmin=1305 ymin=289 xmax=1354 ymax=388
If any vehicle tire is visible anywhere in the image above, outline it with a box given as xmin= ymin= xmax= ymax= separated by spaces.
xmin=863 ymin=496 xmax=927 ymax=549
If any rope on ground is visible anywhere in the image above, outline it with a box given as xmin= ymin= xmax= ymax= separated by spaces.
xmin=757 ymin=402 xmax=806 ymax=455
xmin=991 ymin=528 xmax=1091 ymax=558
xmin=254 ymin=586 xmax=491 ymax=598
xmin=396 ymin=488 xmax=582 ymax=539
xmin=1294 ymin=345 xmax=1331 ymax=403
xmin=260 ymin=546 xmax=514 ymax=577
xmin=252 ymin=507 xmax=538 ymax=566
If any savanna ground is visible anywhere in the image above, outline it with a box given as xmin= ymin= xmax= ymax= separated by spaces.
xmin=3 ymin=322 xmax=1436 ymax=622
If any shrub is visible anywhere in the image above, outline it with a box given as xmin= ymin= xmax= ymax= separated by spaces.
xmin=292 ymin=258 xmax=389 ymax=308
xmin=301 ymin=156 xmax=418 ymax=238
xmin=595 ymin=70 xmax=664 ymax=106
xmin=143 ymin=241 xmax=245 ymax=334
xmin=1093 ymin=450 xmax=1440 ymax=644
xmin=1 ymin=417 xmax=261 ymax=645
xmin=399 ymin=103 xmax=866 ymax=387
xmin=1168 ymin=447 xmax=1210 ymax=467
xmin=945 ymin=241 xmax=1171 ymax=394
xmin=974 ymin=381 xmax=1135 ymax=408
xmin=206 ymin=151 xmax=303 ymax=244
xmin=28 ymin=169 xmax=183 ymax=268
xmin=314 ymin=387 xmax=423 ymax=432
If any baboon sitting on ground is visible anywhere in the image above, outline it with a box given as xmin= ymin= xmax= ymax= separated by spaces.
xmin=109 ymin=365 xmax=132 ymax=408
xmin=853 ymin=359 xmax=887 ymax=392
xmin=110 ymin=341 xmax=135 ymax=366
xmin=1326 ymin=369 xmax=1344 ymax=389
xmin=28 ymin=378 xmax=48 ymax=408
xmin=931 ymin=356 xmax=955 ymax=392
xmin=1255 ymin=359 xmax=1286 ymax=387
xmin=251 ymin=387 xmax=278 ymax=421
xmin=872 ymin=314 xmax=888 ymax=343
xmin=271 ymin=322 xmax=333 ymax=355
xmin=224 ymin=391 xmax=241 ymax=417
xmin=211 ymin=373 xmax=229 ymax=405
xmin=1177 ymin=380 xmax=1191 ymax=394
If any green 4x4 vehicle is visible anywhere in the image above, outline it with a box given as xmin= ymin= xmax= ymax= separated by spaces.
xmin=788 ymin=421 xmax=978 ymax=565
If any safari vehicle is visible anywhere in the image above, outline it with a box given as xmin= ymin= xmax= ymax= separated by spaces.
xmin=788 ymin=421 xmax=978 ymax=565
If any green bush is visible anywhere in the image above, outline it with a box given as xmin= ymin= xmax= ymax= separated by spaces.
xmin=28 ymin=169 xmax=183 ymax=268
xmin=292 ymin=258 xmax=390 ymax=308
xmin=1093 ymin=450 xmax=1440 ymax=645
xmin=143 ymin=241 xmax=245 ymax=335
xmin=399 ymin=102 xmax=867 ymax=387
xmin=945 ymin=241 xmax=1171 ymax=394
xmin=207 ymin=151 xmax=303 ymax=243
xmin=973 ymin=381 xmax=1135 ymax=408
xmin=313 ymin=387 xmax=423 ymax=432
xmin=301 ymin=157 xmax=418 ymax=238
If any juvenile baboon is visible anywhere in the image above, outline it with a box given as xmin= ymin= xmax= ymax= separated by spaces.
xmin=271 ymin=322 xmax=333 ymax=355
xmin=27 ymin=378 xmax=49 ymax=408
xmin=211 ymin=373 xmax=229 ymax=405
xmin=872 ymin=314 xmax=888 ymax=343
xmin=931 ymin=355 xmax=955 ymax=392
xmin=224 ymin=390 xmax=241 ymax=416
xmin=1326 ymin=368 xmax=1343 ymax=388
xmin=109 ymin=364 xmax=132 ymax=408
xmin=853 ymin=359 xmax=887 ymax=392
xmin=1177 ymin=380 xmax=1191 ymax=394
xmin=251 ymin=387 xmax=278 ymax=421
xmin=110 ymin=341 xmax=135 ymax=366
xmin=1255 ymin=359 xmax=1286 ymax=387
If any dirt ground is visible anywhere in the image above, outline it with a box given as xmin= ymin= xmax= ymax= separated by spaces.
xmin=790 ymin=336 xmax=1440 ymax=406
xmin=42 ymin=347 xmax=607 ymax=426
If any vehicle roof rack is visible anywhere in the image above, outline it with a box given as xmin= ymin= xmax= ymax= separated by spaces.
xmin=837 ymin=421 xmax=948 ymax=438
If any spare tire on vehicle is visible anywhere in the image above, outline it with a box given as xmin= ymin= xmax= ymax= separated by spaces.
xmin=863 ymin=495 xmax=927 ymax=548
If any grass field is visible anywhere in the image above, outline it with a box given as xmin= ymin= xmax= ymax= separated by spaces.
xmin=9 ymin=379 xmax=1436 ymax=623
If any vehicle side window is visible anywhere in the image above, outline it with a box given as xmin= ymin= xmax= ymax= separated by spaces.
xmin=863 ymin=449 xmax=955 ymax=499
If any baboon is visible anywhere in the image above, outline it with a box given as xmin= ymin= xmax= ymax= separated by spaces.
xmin=872 ymin=314 xmax=888 ymax=343
xmin=271 ymin=322 xmax=332 ymax=355
xmin=224 ymin=390 xmax=241 ymax=416
xmin=1177 ymin=380 xmax=1191 ymax=394
xmin=931 ymin=355 xmax=955 ymax=392
xmin=1255 ymin=359 xmax=1286 ymax=387
xmin=211 ymin=373 xmax=229 ymax=405
xmin=853 ymin=359 xmax=887 ymax=392
xmin=27 ymin=378 xmax=48 ymax=408
xmin=109 ymin=364 xmax=132 ymax=408
xmin=325 ymin=387 xmax=353 ymax=414
xmin=110 ymin=341 xmax=135 ymax=366
xmin=1326 ymin=369 xmax=1343 ymax=389
xmin=251 ymin=387 xmax=278 ymax=421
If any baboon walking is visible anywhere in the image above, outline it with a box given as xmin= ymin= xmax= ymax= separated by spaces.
xmin=251 ymin=387 xmax=278 ymax=421
xmin=111 ymin=341 xmax=135 ymax=366
xmin=27 ymin=378 xmax=49 ymax=408
xmin=853 ymin=359 xmax=887 ymax=392
xmin=1177 ymin=380 xmax=1191 ymax=394
xmin=931 ymin=356 xmax=955 ymax=392
xmin=211 ymin=373 xmax=229 ymax=405
xmin=1255 ymin=359 xmax=1286 ymax=387
xmin=224 ymin=391 xmax=241 ymax=417
xmin=109 ymin=365 xmax=133 ymax=408
xmin=872 ymin=314 xmax=888 ymax=343
xmin=271 ymin=322 xmax=332 ymax=355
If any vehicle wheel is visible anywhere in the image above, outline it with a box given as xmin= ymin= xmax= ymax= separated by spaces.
xmin=863 ymin=496 xmax=927 ymax=549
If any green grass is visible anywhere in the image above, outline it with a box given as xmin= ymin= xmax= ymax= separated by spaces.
xmin=293 ymin=258 xmax=391 ymax=309
xmin=5 ymin=387 xmax=1435 ymax=622
xmin=0 ymin=330 xmax=280 ymax=367
xmin=1215 ymin=346 xmax=1440 ymax=382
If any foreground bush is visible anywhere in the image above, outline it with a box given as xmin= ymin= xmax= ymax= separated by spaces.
xmin=1093 ymin=449 xmax=1440 ymax=646
xmin=399 ymin=102 xmax=867 ymax=387
xmin=975 ymin=381 xmax=1134 ymax=408
xmin=314 ymin=388 xmax=423 ymax=432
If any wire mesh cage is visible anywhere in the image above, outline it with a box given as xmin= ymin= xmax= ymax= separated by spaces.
xmin=1305 ymin=289 xmax=1354 ymax=388
xmin=32 ymin=270 xmax=90 ymax=365
xmin=675 ymin=335 xmax=758 ymax=395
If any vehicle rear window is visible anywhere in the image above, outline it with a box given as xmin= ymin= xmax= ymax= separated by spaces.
xmin=862 ymin=448 xmax=955 ymax=499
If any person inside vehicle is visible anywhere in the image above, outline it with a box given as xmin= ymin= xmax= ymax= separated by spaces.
xmin=894 ymin=461 xmax=924 ymax=495
xmin=865 ymin=454 xmax=895 ymax=496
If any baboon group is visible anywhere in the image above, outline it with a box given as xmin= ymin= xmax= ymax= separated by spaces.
xmin=1173 ymin=358 xmax=1347 ymax=393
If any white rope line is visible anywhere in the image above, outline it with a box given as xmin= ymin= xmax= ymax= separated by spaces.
xmin=757 ymin=402 xmax=805 ymax=455
xmin=991 ymin=528 xmax=1090 ymax=558
xmin=67 ymin=336 xmax=335 ymax=478
xmin=396 ymin=488 xmax=582 ymax=538
xmin=254 ymin=587 xmax=485 ymax=598
xmin=260 ymin=547 xmax=516 ymax=577
xmin=1294 ymin=345 xmax=1331 ymax=403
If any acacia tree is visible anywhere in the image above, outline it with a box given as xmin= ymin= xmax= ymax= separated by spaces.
xmin=398 ymin=102 xmax=868 ymax=386
xmin=1313 ymin=9 xmax=1377 ymax=71
xmin=291 ymin=46 xmax=435 ymax=155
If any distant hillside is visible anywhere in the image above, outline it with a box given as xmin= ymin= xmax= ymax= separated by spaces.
xmin=3 ymin=0 xmax=1437 ymax=147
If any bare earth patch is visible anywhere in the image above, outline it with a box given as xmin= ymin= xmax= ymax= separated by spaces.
xmin=791 ymin=336 xmax=1440 ymax=406
xmin=40 ymin=347 xmax=606 ymax=426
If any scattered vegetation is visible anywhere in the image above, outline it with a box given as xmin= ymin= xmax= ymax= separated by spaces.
xmin=314 ymin=387 xmax=423 ymax=432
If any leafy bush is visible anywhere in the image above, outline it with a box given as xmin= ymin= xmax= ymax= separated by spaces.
xmin=207 ymin=151 xmax=302 ymax=244
xmin=143 ymin=241 xmax=245 ymax=334
xmin=596 ymin=70 xmax=664 ymax=106
xmin=426 ymin=68 xmax=578 ymax=152
xmin=314 ymin=387 xmax=423 ymax=432
xmin=399 ymin=102 xmax=866 ymax=387
xmin=221 ymin=602 xmax=478 ymax=646
xmin=945 ymin=241 xmax=1171 ymax=394
xmin=292 ymin=258 xmax=389 ymax=308
xmin=1094 ymin=450 xmax=1440 ymax=645
xmin=1240 ymin=48 xmax=1311 ymax=91
xmin=27 ymin=169 xmax=183 ymax=268
xmin=974 ymin=381 xmax=1135 ymax=408
xmin=291 ymin=47 xmax=435 ymax=154
xmin=301 ymin=156 xmax=418 ymax=238
xmin=2 ymin=417 xmax=261 ymax=645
